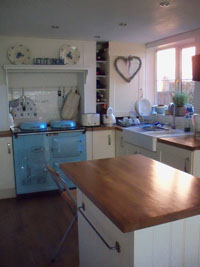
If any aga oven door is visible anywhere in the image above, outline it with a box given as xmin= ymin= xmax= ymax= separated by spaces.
xmin=50 ymin=130 xmax=86 ymax=188
xmin=12 ymin=133 xmax=57 ymax=195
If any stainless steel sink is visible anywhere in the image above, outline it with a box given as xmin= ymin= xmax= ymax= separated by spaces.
xmin=123 ymin=126 xmax=192 ymax=152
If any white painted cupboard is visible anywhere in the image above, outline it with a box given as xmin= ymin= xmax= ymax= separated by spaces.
xmin=78 ymin=189 xmax=200 ymax=267
xmin=115 ymin=130 xmax=126 ymax=157
xmin=0 ymin=137 xmax=15 ymax=199
xmin=92 ymin=130 xmax=115 ymax=160
xmin=157 ymin=142 xmax=200 ymax=177
xmin=157 ymin=143 xmax=193 ymax=174
xmin=86 ymin=129 xmax=116 ymax=160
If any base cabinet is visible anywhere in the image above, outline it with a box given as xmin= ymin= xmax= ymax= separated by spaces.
xmin=92 ymin=130 xmax=115 ymax=160
xmin=0 ymin=137 xmax=15 ymax=199
xmin=77 ymin=189 xmax=200 ymax=267
xmin=157 ymin=143 xmax=193 ymax=174
xmin=115 ymin=130 xmax=126 ymax=157
xmin=192 ymin=150 xmax=200 ymax=177
xmin=123 ymin=141 xmax=159 ymax=161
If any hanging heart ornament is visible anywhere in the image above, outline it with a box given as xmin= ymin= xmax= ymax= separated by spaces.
xmin=114 ymin=56 xmax=142 ymax=83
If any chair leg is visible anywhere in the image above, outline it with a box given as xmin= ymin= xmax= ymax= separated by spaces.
xmin=51 ymin=213 xmax=77 ymax=262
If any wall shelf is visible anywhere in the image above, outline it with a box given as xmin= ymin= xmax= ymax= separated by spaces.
xmin=96 ymin=75 xmax=107 ymax=78
xmin=4 ymin=64 xmax=88 ymax=84
xmin=96 ymin=61 xmax=107 ymax=63
xmin=96 ymin=102 xmax=108 ymax=105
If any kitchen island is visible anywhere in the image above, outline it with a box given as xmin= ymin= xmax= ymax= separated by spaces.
xmin=61 ymin=155 xmax=200 ymax=267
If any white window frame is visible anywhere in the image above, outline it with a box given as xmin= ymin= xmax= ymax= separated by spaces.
xmin=155 ymin=42 xmax=197 ymax=104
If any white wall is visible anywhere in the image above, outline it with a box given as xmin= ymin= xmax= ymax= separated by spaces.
xmin=0 ymin=37 xmax=148 ymax=130
xmin=108 ymin=42 xmax=146 ymax=117
xmin=0 ymin=85 xmax=9 ymax=130
xmin=0 ymin=36 xmax=96 ymax=130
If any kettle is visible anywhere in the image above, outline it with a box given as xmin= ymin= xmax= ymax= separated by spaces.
xmin=103 ymin=107 xmax=116 ymax=126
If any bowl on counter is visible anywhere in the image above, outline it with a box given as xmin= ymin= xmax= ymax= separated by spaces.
xmin=155 ymin=105 xmax=168 ymax=115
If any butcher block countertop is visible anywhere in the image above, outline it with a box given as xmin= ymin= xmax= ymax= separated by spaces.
xmin=86 ymin=125 xmax=122 ymax=131
xmin=158 ymin=135 xmax=200 ymax=151
xmin=0 ymin=131 xmax=11 ymax=137
xmin=60 ymin=154 xmax=200 ymax=233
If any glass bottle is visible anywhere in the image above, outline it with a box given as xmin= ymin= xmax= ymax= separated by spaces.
xmin=184 ymin=111 xmax=191 ymax=132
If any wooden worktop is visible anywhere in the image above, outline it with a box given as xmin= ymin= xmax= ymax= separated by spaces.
xmin=158 ymin=135 xmax=200 ymax=151
xmin=0 ymin=131 xmax=12 ymax=137
xmin=60 ymin=154 xmax=200 ymax=233
xmin=86 ymin=125 xmax=122 ymax=131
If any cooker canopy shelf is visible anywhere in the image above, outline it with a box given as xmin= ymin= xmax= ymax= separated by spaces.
xmin=4 ymin=64 xmax=88 ymax=83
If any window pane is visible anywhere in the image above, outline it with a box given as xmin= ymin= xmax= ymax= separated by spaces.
xmin=156 ymin=48 xmax=176 ymax=92
xmin=181 ymin=47 xmax=195 ymax=103
xmin=181 ymin=47 xmax=195 ymax=80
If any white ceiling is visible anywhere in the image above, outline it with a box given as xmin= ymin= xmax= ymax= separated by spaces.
xmin=0 ymin=0 xmax=200 ymax=44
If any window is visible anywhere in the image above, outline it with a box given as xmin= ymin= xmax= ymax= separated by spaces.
xmin=156 ymin=45 xmax=196 ymax=105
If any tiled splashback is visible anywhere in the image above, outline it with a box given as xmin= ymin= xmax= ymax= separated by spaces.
xmin=9 ymin=86 xmax=79 ymax=124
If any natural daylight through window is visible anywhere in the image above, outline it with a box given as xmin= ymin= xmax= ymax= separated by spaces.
xmin=156 ymin=46 xmax=196 ymax=105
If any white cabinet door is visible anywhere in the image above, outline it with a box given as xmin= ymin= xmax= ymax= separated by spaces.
xmin=140 ymin=147 xmax=159 ymax=161
xmin=124 ymin=141 xmax=159 ymax=161
xmin=77 ymin=189 xmax=133 ymax=267
xmin=157 ymin=142 xmax=193 ymax=174
xmin=124 ymin=142 xmax=141 ymax=155
xmin=193 ymin=150 xmax=200 ymax=178
xmin=93 ymin=130 xmax=115 ymax=160
xmin=0 ymin=137 xmax=15 ymax=199
xmin=115 ymin=130 xmax=126 ymax=157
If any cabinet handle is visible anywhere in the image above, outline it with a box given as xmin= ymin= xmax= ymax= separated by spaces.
xmin=108 ymin=135 xmax=111 ymax=145
xmin=184 ymin=157 xmax=190 ymax=173
xmin=7 ymin=143 xmax=11 ymax=154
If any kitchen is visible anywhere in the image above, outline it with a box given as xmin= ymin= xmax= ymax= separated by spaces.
xmin=1 ymin=0 xmax=200 ymax=266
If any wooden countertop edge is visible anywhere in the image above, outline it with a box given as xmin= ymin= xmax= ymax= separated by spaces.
xmin=60 ymin=155 xmax=200 ymax=233
xmin=157 ymin=137 xmax=200 ymax=151
xmin=65 ymin=169 xmax=200 ymax=232
xmin=125 ymin=207 xmax=200 ymax=232
xmin=0 ymin=126 xmax=122 ymax=135
xmin=0 ymin=131 xmax=12 ymax=137
xmin=85 ymin=125 xmax=123 ymax=131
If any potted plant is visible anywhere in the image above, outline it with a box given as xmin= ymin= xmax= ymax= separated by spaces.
xmin=172 ymin=92 xmax=189 ymax=116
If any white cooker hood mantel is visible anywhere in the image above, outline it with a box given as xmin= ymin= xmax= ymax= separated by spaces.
xmin=4 ymin=64 xmax=88 ymax=84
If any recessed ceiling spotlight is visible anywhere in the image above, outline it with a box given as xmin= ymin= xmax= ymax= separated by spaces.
xmin=94 ymin=35 xmax=101 ymax=39
xmin=51 ymin=25 xmax=59 ymax=29
xmin=119 ymin=22 xmax=127 ymax=27
xmin=160 ymin=1 xmax=170 ymax=7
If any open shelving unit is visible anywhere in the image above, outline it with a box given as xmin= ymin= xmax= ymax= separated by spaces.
xmin=96 ymin=42 xmax=109 ymax=114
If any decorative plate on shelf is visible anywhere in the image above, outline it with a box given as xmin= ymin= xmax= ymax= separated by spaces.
xmin=8 ymin=44 xmax=31 ymax=64
xmin=59 ymin=45 xmax=80 ymax=64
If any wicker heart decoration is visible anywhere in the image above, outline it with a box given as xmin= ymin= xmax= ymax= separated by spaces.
xmin=114 ymin=56 xmax=142 ymax=83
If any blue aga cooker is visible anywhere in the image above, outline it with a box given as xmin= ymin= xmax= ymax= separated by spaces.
xmin=12 ymin=121 xmax=86 ymax=195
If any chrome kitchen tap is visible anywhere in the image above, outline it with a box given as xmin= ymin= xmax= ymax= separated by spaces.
xmin=171 ymin=103 xmax=176 ymax=129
